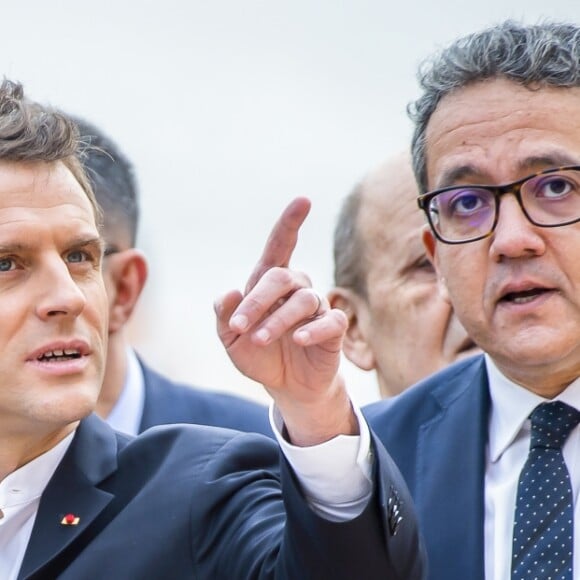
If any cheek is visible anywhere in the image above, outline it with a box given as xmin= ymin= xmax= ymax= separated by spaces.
xmin=395 ymin=281 xmax=446 ymax=323
xmin=438 ymin=249 xmax=486 ymax=301
xmin=84 ymin=281 xmax=110 ymax=333
xmin=0 ymin=292 xmax=35 ymax=343
xmin=439 ymin=265 xmax=489 ymax=343
xmin=101 ymin=272 xmax=117 ymax=307
xmin=421 ymin=294 xmax=453 ymax=328
xmin=366 ymin=287 xmax=403 ymax=329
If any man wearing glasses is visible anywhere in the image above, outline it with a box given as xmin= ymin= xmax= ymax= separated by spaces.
xmin=245 ymin=18 xmax=580 ymax=580
xmin=363 ymin=20 xmax=580 ymax=580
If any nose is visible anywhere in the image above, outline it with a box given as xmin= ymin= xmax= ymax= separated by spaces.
xmin=35 ymin=258 xmax=87 ymax=320
xmin=489 ymin=194 xmax=546 ymax=261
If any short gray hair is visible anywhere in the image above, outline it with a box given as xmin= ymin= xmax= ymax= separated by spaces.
xmin=410 ymin=20 xmax=580 ymax=193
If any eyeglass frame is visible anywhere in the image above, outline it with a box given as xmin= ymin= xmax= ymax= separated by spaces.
xmin=416 ymin=165 xmax=580 ymax=245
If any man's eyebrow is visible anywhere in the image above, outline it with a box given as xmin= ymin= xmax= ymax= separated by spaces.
xmin=69 ymin=236 xmax=104 ymax=249
xmin=517 ymin=154 xmax=580 ymax=171
xmin=68 ymin=236 xmax=106 ymax=255
xmin=435 ymin=154 xmax=580 ymax=190
xmin=435 ymin=165 xmax=479 ymax=189
xmin=0 ymin=242 xmax=28 ymax=253
xmin=0 ymin=236 xmax=105 ymax=254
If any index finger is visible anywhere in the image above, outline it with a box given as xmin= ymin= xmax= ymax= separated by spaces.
xmin=245 ymin=196 xmax=311 ymax=294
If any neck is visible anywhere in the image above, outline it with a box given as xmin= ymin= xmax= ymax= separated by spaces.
xmin=0 ymin=422 xmax=77 ymax=482
xmin=494 ymin=358 xmax=580 ymax=399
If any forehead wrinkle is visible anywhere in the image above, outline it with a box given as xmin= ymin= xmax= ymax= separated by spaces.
xmin=0 ymin=234 xmax=102 ymax=252
xmin=428 ymin=82 xmax=580 ymax=190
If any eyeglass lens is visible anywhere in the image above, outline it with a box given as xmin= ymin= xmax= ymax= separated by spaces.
xmin=428 ymin=169 xmax=580 ymax=242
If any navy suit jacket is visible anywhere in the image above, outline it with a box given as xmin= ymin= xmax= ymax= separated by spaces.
xmin=19 ymin=414 xmax=426 ymax=579
xmin=364 ymin=355 xmax=489 ymax=580
xmin=138 ymin=358 xmax=273 ymax=437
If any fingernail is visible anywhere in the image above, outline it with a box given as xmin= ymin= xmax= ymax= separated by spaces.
xmin=230 ymin=314 xmax=248 ymax=331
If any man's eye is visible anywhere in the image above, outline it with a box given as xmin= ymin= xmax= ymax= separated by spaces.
xmin=66 ymin=250 xmax=89 ymax=263
xmin=449 ymin=191 xmax=487 ymax=215
xmin=0 ymin=258 xmax=14 ymax=272
xmin=537 ymin=176 xmax=574 ymax=199
xmin=415 ymin=258 xmax=435 ymax=272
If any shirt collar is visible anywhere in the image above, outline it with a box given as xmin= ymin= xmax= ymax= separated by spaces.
xmin=105 ymin=347 xmax=145 ymax=436
xmin=0 ymin=430 xmax=74 ymax=509
xmin=486 ymin=354 xmax=580 ymax=463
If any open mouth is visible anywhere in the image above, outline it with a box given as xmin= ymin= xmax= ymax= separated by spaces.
xmin=500 ymin=288 xmax=552 ymax=304
xmin=37 ymin=349 xmax=82 ymax=362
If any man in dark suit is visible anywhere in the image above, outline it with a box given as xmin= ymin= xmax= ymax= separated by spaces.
xmin=248 ymin=19 xmax=580 ymax=580
xmin=362 ymin=20 xmax=580 ymax=580
xmin=0 ymin=78 xmax=424 ymax=579
xmin=72 ymin=116 xmax=272 ymax=436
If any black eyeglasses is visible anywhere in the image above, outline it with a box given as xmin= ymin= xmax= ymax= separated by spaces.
xmin=417 ymin=165 xmax=580 ymax=244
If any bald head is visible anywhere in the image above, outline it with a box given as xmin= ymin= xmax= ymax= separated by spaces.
xmin=333 ymin=151 xmax=418 ymax=296
xmin=330 ymin=151 xmax=478 ymax=398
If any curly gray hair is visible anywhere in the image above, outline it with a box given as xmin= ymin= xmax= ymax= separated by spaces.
xmin=409 ymin=20 xmax=580 ymax=193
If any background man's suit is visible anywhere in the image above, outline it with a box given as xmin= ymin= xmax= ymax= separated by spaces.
xmin=365 ymin=355 xmax=489 ymax=580
xmin=138 ymin=358 xmax=273 ymax=436
xmin=19 ymin=414 xmax=426 ymax=579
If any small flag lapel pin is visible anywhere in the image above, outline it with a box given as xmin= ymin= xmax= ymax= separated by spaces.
xmin=60 ymin=513 xmax=80 ymax=526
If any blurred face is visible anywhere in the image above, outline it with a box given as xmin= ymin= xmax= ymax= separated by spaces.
xmin=0 ymin=160 xmax=108 ymax=437
xmin=424 ymin=78 xmax=580 ymax=396
xmin=100 ymin=220 xmax=132 ymax=317
xmin=350 ymin=159 xmax=478 ymax=397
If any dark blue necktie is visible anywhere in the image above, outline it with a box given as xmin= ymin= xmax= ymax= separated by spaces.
xmin=512 ymin=401 xmax=580 ymax=580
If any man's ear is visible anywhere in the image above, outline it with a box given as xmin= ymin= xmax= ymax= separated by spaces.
xmin=327 ymin=287 xmax=376 ymax=371
xmin=106 ymin=249 xmax=148 ymax=334
xmin=422 ymin=226 xmax=451 ymax=304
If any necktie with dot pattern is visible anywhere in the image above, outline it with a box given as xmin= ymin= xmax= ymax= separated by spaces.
xmin=511 ymin=401 xmax=580 ymax=580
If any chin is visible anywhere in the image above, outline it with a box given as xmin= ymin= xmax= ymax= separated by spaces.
xmin=39 ymin=388 xmax=98 ymax=425
xmin=493 ymin=340 xmax=579 ymax=373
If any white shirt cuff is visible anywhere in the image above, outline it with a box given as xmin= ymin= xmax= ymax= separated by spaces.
xmin=269 ymin=402 xmax=373 ymax=522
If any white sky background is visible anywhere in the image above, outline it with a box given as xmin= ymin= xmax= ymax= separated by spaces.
xmin=0 ymin=1 xmax=578 ymax=406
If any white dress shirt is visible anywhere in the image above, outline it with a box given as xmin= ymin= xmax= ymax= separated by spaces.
xmin=0 ymin=432 xmax=74 ymax=580
xmin=271 ymin=403 xmax=373 ymax=521
xmin=105 ymin=347 xmax=145 ymax=436
xmin=484 ymin=354 xmax=580 ymax=580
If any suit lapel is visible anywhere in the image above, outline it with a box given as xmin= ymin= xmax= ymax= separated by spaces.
xmin=415 ymin=360 xmax=490 ymax=580
xmin=18 ymin=415 xmax=118 ymax=579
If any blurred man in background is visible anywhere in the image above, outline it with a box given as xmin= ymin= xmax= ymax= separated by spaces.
xmin=74 ymin=116 xmax=272 ymax=436
xmin=329 ymin=151 xmax=478 ymax=398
